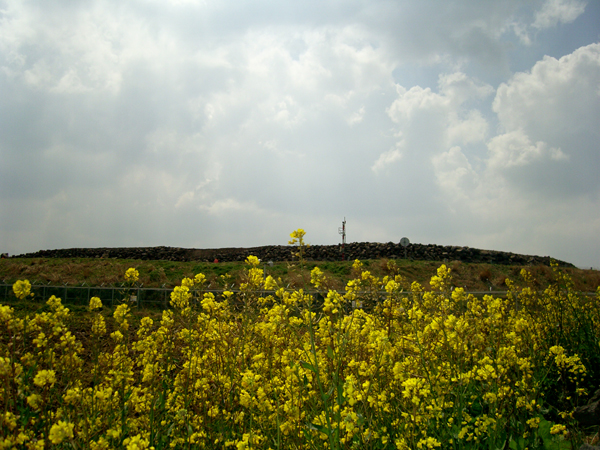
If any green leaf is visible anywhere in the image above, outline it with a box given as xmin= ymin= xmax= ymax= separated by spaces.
xmin=324 ymin=385 xmax=334 ymax=402
xmin=300 ymin=361 xmax=317 ymax=373
xmin=538 ymin=419 xmax=572 ymax=450
xmin=327 ymin=346 xmax=334 ymax=360
xmin=306 ymin=422 xmax=329 ymax=436
xmin=336 ymin=381 xmax=345 ymax=405
xmin=509 ymin=436 xmax=525 ymax=450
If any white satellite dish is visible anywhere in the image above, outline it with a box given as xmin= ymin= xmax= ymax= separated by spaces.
xmin=400 ymin=237 xmax=410 ymax=247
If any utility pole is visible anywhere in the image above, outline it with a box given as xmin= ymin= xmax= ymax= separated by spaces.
xmin=338 ymin=218 xmax=346 ymax=261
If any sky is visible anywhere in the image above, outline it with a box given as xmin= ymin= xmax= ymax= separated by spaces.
xmin=1 ymin=0 xmax=599 ymax=269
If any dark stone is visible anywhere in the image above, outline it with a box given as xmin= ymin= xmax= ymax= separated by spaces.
xmin=11 ymin=242 xmax=574 ymax=267
xmin=579 ymin=445 xmax=600 ymax=450
xmin=574 ymin=389 xmax=600 ymax=427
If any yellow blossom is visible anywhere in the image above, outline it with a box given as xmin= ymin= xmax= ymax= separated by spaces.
xmin=417 ymin=437 xmax=441 ymax=449
xmin=310 ymin=267 xmax=326 ymax=288
xmin=114 ymin=303 xmax=130 ymax=330
xmin=181 ymin=277 xmax=194 ymax=288
xmin=27 ymin=393 xmax=42 ymax=410
xmin=194 ymin=272 xmax=207 ymax=285
xmin=92 ymin=315 xmax=106 ymax=336
xmin=123 ymin=435 xmax=149 ymax=450
xmin=125 ymin=267 xmax=139 ymax=282
xmin=33 ymin=369 xmax=56 ymax=387
xmin=264 ymin=275 xmax=278 ymax=290
xmin=89 ymin=296 xmax=103 ymax=311
xmin=550 ymin=424 xmax=567 ymax=435
xmin=170 ymin=285 xmax=191 ymax=310
xmin=49 ymin=420 xmax=74 ymax=444
xmin=13 ymin=279 xmax=34 ymax=299
xmin=245 ymin=255 xmax=261 ymax=267
xmin=288 ymin=228 xmax=306 ymax=244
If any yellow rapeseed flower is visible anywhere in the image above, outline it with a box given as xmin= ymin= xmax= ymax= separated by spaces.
xmin=89 ymin=296 xmax=103 ymax=311
xmin=114 ymin=303 xmax=130 ymax=330
xmin=288 ymin=228 xmax=306 ymax=244
xmin=123 ymin=434 xmax=149 ymax=450
xmin=194 ymin=273 xmax=207 ymax=285
xmin=90 ymin=437 xmax=111 ymax=450
xmin=170 ymin=285 xmax=191 ymax=310
xmin=27 ymin=393 xmax=42 ymax=410
xmin=92 ymin=315 xmax=107 ymax=336
xmin=13 ymin=279 xmax=34 ymax=300
xmin=0 ymin=304 xmax=13 ymax=322
xmin=550 ymin=424 xmax=567 ymax=435
xmin=0 ymin=357 xmax=12 ymax=377
xmin=125 ymin=268 xmax=139 ymax=283
xmin=417 ymin=437 xmax=441 ymax=449
xmin=310 ymin=267 xmax=326 ymax=288
xmin=264 ymin=275 xmax=278 ymax=290
xmin=49 ymin=420 xmax=74 ymax=444
xmin=246 ymin=255 xmax=261 ymax=267
xmin=33 ymin=369 xmax=56 ymax=387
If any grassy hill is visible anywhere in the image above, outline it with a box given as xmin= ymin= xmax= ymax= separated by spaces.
xmin=2 ymin=256 xmax=599 ymax=293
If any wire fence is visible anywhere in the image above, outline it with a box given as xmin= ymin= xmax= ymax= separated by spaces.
xmin=1 ymin=282 xmax=596 ymax=311
xmin=0 ymin=282 xmax=178 ymax=309
xmin=1 ymin=282 xmax=326 ymax=309
xmin=0 ymin=281 xmax=502 ymax=309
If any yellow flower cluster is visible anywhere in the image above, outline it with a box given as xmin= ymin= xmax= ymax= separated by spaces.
xmin=12 ymin=279 xmax=34 ymax=300
xmin=289 ymin=228 xmax=309 ymax=261
xmin=124 ymin=267 xmax=139 ymax=282
xmin=0 ymin=238 xmax=598 ymax=449
xmin=49 ymin=420 xmax=74 ymax=444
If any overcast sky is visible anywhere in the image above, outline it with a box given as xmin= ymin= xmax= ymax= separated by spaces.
xmin=1 ymin=0 xmax=599 ymax=268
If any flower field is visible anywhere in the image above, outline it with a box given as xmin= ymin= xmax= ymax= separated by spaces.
xmin=1 ymin=231 xmax=599 ymax=449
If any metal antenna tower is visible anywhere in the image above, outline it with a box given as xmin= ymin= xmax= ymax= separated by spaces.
xmin=338 ymin=217 xmax=346 ymax=261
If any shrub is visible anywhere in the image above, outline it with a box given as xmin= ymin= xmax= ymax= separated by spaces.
xmin=479 ymin=268 xmax=492 ymax=282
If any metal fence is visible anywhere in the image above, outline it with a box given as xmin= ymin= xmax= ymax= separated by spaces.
xmin=1 ymin=282 xmax=326 ymax=309
xmin=1 ymin=282 xmax=595 ymax=311
xmin=0 ymin=281 xmax=506 ymax=309
xmin=0 ymin=282 xmax=174 ymax=309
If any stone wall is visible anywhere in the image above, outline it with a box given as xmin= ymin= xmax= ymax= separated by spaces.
xmin=12 ymin=242 xmax=573 ymax=267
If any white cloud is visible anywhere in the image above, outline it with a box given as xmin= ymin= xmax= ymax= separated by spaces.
xmin=347 ymin=106 xmax=365 ymax=125
xmin=533 ymin=0 xmax=587 ymax=29
xmin=491 ymin=43 xmax=600 ymax=196
xmin=371 ymin=146 xmax=403 ymax=173
xmin=428 ymin=43 xmax=600 ymax=207
xmin=199 ymin=198 xmax=263 ymax=216
xmin=438 ymin=72 xmax=495 ymax=104
xmin=447 ymin=109 xmax=489 ymax=145
xmin=494 ymin=43 xmax=600 ymax=132
xmin=387 ymin=85 xmax=446 ymax=123
xmin=424 ymin=42 xmax=600 ymax=267
xmin=432 ymin=146 xmax=479 ymax=199
xmin=175 ymin=191 xmax=195 ymax=209
xmin=381 ymin=72 xmax=492 ymax=170
xmin=487 ymin=129 xmax=568 ymax=169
